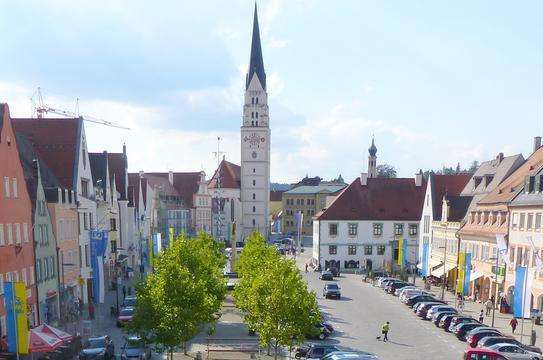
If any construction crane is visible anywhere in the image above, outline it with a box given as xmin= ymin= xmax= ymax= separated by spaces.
xmin=30 ymin=87 xmax=130 ymax=130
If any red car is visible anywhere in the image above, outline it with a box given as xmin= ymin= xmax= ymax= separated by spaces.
xmin=466 ymin=328 xmax=502 ymax=348
xmin=463 ymin=348 xmax=508 ymax=360
xmin=117 ymin=306 xmax=135 ymax=327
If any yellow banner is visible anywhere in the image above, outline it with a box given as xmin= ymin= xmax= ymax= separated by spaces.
xmin=456 ymin=252 xmax=465 ymax=294
xmin=169 ymin=227 xmax=174 ymax=245
xmin=397 ymin=238 xmax=403 ymax=266
xmin=14 ymin=282 xmax=29 ymax=354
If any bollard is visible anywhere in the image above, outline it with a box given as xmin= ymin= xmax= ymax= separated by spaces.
xmin=531 ymin=330 xmax=537 ymax=346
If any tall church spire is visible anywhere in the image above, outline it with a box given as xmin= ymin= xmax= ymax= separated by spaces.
xmin=368 ymin=137 xmax=377 ymax=178
xmin=246 ymin=3 xmax=266 ymax=90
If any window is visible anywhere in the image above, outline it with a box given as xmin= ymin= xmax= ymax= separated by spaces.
xmin=6 ymin=224 xmax=12 ymax=245
xmin=373 ymin=223 xmax=383 ymax=236
xmin=329 ymin=223 xmax=338 ymax=236
xmin=252 ymin=206 xmax=256 ymax=213
xmin=252 ymin=193 xmax=256 ymax=200
xmin=364 ymin=246 xmax=373 ymax=255
xmin=82 ymin=144 xmax=87 ymax=169
xmin=21 ymin=268 xmax=27 ymax=286
xmin=301 ymin=199 xmax=304 ymax=206
xmin=83 ymin=213 xmax=88 ymax=230
xmin=0 ymin=224 xmax=4 ymax=245
xmin=51 ymin=256 xmax=55 ymax=277
xmin=253 ymin=168 xmax=255 ymax=173
xmin=394 ymin=223 xmax=404 ymax=236
xmin=251 ymin=97 xmax=254 ymax=104
xmin=512 ymin=212 xmax=519 ymax=228
xmin=377 ymin=245 xmax=386 ymax=255
xmin=348 ymin=223 xmax=358 ymax=236
xmin=408 ymin=224 xmax=418 ymax=236
xmin=536 ymin=213 xmax=542 ymax=230
xmin=251 ymin=111 xmax=254 ymax=118
xmin=81 ymin=179 xmax=89 ymax=198
xmin=85 ymin=244 xmax=90 ymax=267
xmin=252 ymin=179 xmax=256 ymax=186
xmin=527 ymin=213 xmax=534 ymax=230
xmin=255 ymin=97 xmax=258 ymax=104
xmin=0 ymin=276 xmax=3 ymax=296
xmin=328 ymin=245 xmax=337 ymax=255
xmin=348 ymin=245 xmax=357 ymax=255
xmin=3 ymin=177 xmax=10 ymax=198
xmin=14 ymin=223 xmax=21 ymax=245
xmin=29 ymin=267 xmax=34 ymax=285
xmin=36 ymin=259 xmax=41 ymax=282
xmin=255 ymin=112 xmax=258 ymax=118
xmin=296 ymin=199 xmax=300 ymax=205
xmin=252 ymin=219 xmax=256 ymax=226
xmin=110 ymin=218 xmax=117 ymax=231
xmin=11 ymin=178 xmax=17 ymax=198
xmin=89 ymin=213 xmax=93 ymax=229
xmin=520 ymin=213 xmax=526 ymax=229
xmin=424 ymin=215 xmax=430 ymax=233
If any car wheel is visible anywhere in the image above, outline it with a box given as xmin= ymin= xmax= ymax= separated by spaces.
xmin=319 ymin=333 xmax=325 ymax=340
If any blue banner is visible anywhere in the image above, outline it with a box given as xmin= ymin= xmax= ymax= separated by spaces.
xmin=463 ymin=253 xmax=472 ymax=295
xmin=402 ymin=237 xmax=408 ymax=267
xmin=514 ymin=266 xmax=526 ymax=318
xmin=421 ymin=243 xmax=429 ymax=277
xmin=90 ymin=230 xmax=108 ymax=303
xmin=4 ymin=282 xmax=17 ymax=353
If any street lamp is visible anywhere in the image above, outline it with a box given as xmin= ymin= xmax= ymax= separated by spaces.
xmin=489 ymin=256 xmax=499 ymax=327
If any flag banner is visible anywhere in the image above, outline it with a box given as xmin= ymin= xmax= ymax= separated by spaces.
xmin=152 ymin=233 xmax=162 ymax=255
xmin=294 ymin=211 xmax=303 ymax=232
xmin=397 ymin=238 xmax=403 ymax=266
xmin=457 ymin=252 xmax=465 ymax=294
xmin=4 ymin=282 xmax=29 ymax=354
xmin=514 ymin=266 xmax=526 ymax=318
xmin=463 ymin=253 xmax=471 ymax=295
xmin=168 ymin=227 xmax=174 ymax=247
xmin=402 ymin=237 xmax=408 ymax=267
xmin=524 ymin=268 xmax=536 ymax=318
xmin=90 ymin=230 xmax=108 ymax=303
xmin=421 ymin=243 xmax=429 ymax=277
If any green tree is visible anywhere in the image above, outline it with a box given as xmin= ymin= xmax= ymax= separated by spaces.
xmin=128 ymin=233 xmax=227 ymax=359
xmin=376 ymin=164 xmax=397 ymax=178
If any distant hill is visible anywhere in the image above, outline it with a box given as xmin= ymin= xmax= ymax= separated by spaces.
xmin=270 ymin=183 xmax=292 ymax=191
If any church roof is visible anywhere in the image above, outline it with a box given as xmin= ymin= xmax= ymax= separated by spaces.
xmin=208 ymin=160 xmax=241 ymax=189
xmin=246 ymin=4 xmax=266 ymax=90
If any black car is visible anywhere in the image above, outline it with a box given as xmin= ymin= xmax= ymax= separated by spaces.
xmin=320 ymin=271 xmax=334 ymax=281
xmin=439 ymin=314 xmax=457 ymax=329
xmin=406 ymin=294 xmax=439 ymax=307
xmin=319 ymin=322 xmax=334 ymax=334
xmin=455 ymin=323 xmax=486 ymax=341
xmin=307 ymin=323 xmax=332 ymax=340
xmin=122 ymin=295 xmax=137 ymax=308
xmin=385 ymin=281 xmax=409 ymax=294
xmin=328 ymin=267 xmax=340 ymax=277
xmin=323 ymin=283 xmax=341 ymax=299
xmin=295 ymin=344 xmax=340 ymax=359
xmin=79 ymin=336 xmax=115 ymax=360
xmin=477 ymin=336 xmax=542 ymax=354
xmin=432 ymin=311 xmax=456 ymax=325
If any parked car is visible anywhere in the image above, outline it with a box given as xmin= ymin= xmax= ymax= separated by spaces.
xmin=328 ymin=267 xmax=340 ymax=277
xmin=380 ymin=279 xmax=397 ymax=289
xmin=322 ymin=351 xmax=379 ymax=360
xmin=117 ymin=306 xmax=135 ymax=327
xmin=79 ymin=336 xmax=115 ymax=360
xmin=376 ymin=277 xmax=396 ymax=287
xmin=121 ymin=336 xmax=151 ymax=360
xmin=320 ymin=271 xmax=334 ymax=281
xmin=454 ymin=323 xmax=486 ymax=341
xmin=432 ymin=311 xmax=457 ymax=325
xmin=400 ymin=289 xmax=432 ymax=303
xmin=307 ymin=323 xmax=332 ymax=340
xmin=466 ymin=328 xmax=502 ymax=348
xmin=387 ymin=282 xmax=411 ymax=295
xmin=447 ymin=316 xmax=477 ymax=332
xmin=319 ymin=322 xmax=334 ymax=334
xmin=486 ymin=343 xmax=542 ymax=360
xmin=122 ymin=295 xmax=137 ymax=308
xmin=463 ymin=348 xmax=509 ymax=360
xmin=417 ymin=302 xmax=445 ymax=318
xmin=395 ymin=285 xmax=418 ymax=296
xmin=426 ymin=305 xmax=457 ymax=320
xmin=477 ymin=336 xmax=542 ymax=354
xmin=438 ymin=314 xmax=457 ymax=329
xmin=295 ymin=344 xmax=341 ymax=359
xmin=406 ymin=294 xmax=441 ymax=307
xmin=323 ymin=283 xmax=341 ymax=299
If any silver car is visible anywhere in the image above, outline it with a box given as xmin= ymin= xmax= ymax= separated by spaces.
xmin=322 ymin=351 xmax=380 ymax=360
xmin=487 ymin=343 xmax=542 ymax=360
xmin=426 ymin=305 xmax=457 ymax=320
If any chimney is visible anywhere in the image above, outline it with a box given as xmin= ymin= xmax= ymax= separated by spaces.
xmin=360 ymin=172 xmax=368 ymax=186
xmin=496 ymin=152 xmax=504 ymax=164
xmin=415 ymin=171 xmax=423 ymax=187
xmin=58 ymin=188 xmax=63 ymax=204
xmin=123 ymin=143 xmax=127 ymax=156
xmin=168 ymin=170 xmax=174 ymax=185
xmin=139 ymin=170 xmax=144 ymax=178
xmin=534 ymin=136 xmax=542 ymax=153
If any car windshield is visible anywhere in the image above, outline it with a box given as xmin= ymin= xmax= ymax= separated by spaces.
xmin=327 ymin=284 xmax=339 ymax=290
xmin=120 ymin=308 xmax=134 ymax=316
xmin=88 ymin=338 xmax=106 ymax=348
xmin=125 ymin=338 xmax=144 ymax=349
xmin=123 ymin=298 xmax=136 ymax=306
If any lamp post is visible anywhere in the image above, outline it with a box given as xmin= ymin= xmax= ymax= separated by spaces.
xmin=490 ymin=255 xmax=499 ymax=327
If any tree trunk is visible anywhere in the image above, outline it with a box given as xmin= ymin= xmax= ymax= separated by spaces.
xmin=169 ymin=349 xmax=173 ymax=360
xmin=274 ymin=341 xmax=279 ymax=360
xmin=184 ymin=341 xmax=188 ymax=355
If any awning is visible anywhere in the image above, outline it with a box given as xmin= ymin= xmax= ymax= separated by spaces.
xmin=469 ymin=271 xmax=484 ymax=283
xmin=416 ymin=263 xmax=423 ymax=270
xmin=36 ymin=324 xmax=74 ymax=342
xmin=430 ymin=264 xmax=445 ymax=277
xmin=29 ymin=328 xmax=63 ymax=353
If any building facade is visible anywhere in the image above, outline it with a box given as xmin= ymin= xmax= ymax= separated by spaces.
xmin=240 ymin=5 xmax=271 ymax=240
xmin=0 ymin=104 xmax=38 ymax=335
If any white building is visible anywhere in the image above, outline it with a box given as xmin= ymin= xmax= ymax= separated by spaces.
xmin=240 ymin=5 xmax=271 ymax=240
xmin=313 ymin=141 xmax=426 ymax=272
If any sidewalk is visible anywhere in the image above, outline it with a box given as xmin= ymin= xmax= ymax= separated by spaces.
xmin=411 ymin=277 xmax=543 ymax=349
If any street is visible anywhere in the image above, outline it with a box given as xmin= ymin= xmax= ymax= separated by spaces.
xmin=297 ymin=250 xmax=467 ymax=360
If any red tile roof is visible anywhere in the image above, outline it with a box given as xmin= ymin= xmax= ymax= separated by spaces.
xmin=130 ymin=172 xmax=202 ymax=208
xmin=12 ymin=118 xmax=81 ymax=189
xmin=270 ymin=190 xmax=284 ymax=202
xmin=107 ymin=152 xmax=128 ymax=200
xmin=128 ymin=173 xmax=141 ymax=210
xmin=317 ymin=177 xmax=427 ymax=221
xmin=431 ymin=174 xmax=472 ymax=221
xmin=208 ymin=160 xmax=240 ymax=189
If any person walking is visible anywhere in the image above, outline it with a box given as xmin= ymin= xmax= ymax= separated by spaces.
xmin=88 ymin=300 xmax=95 ymax=320
xmin=485 ymin=299 xmax=493 ymax=316
xmin=509 ymin=317 xmax=518 ymax=334
xmin=122 ymin=285 xmax=127 ymax=299
xmin=305 ymin=263 xmax=308 ymax=273
xmin=381 ymin=321 xmax=390 ymax=342
xmin=478 ymin=309 xmax=484 ymax=323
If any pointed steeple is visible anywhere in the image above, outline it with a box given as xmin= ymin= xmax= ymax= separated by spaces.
xmin=246 ymin=3 xmax=266 ymax=90
xmin=368 ymin=137 xmax=377 ymax=156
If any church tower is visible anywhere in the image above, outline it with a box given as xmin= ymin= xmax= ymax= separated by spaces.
xmin=368 ymin=137 xmax=377 ymax=178
xmin=240 ymin=4 xmax=270 ymax=240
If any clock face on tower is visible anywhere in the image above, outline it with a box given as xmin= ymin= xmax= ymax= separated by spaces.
xmin=243 ymin=132 xmax=266 ymax=149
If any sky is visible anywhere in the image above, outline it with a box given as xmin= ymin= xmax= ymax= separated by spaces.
xmin=2 ymin=0 xmax=543 ymax=183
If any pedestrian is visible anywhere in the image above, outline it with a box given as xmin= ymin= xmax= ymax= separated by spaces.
xmin=122 ymin=285 xmax=126 ymax=299
xmin=485 ymin=299 xmax=493 ymax=316
xmin=381 ymin=321 xmax=390 ymax=342
xmin=305 ymin=263 xmax=308 ymax=273
xmin=88 ymin=300 xmax=95 ymax=320
xmin=510 ymin=317 xmax=518 ymax=334
xmin=478 ymin=309 xmax=484 ymax=323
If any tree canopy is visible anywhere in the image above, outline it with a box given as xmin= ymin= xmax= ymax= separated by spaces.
xmin=376 ymin=164 xmax=397 ymax=178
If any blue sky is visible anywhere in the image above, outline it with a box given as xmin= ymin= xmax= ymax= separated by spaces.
xmin=2 ymin=0 xmax=543 ymax=183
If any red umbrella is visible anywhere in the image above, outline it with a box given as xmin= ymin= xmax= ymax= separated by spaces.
xmin=29 ymin=327 xmax=63 ymax=353
xmin=36 ymin=324 xmax=74 ymax=343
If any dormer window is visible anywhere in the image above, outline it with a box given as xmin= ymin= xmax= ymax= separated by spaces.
xmin=251 ymin=112 xmax=254 ymax=119
xmin=251 ymin=97 xmax=255 ymax=104
xmin=255 ymin=112 xmax=259 ymax=118
xmin=473 ymin=176 xmax=482 ymax=189
xmin=255 ymin=97 xmax=259 ymax=104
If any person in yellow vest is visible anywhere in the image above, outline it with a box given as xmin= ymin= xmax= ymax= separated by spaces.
xmin=377 ymin=321 xmax=390 ymax=342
